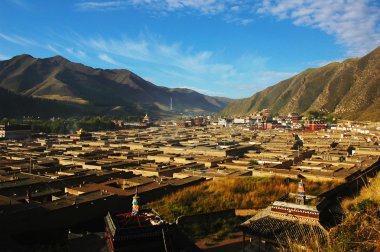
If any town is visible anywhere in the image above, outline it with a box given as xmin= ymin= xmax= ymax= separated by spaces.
xmin=1 ymin=111 xmax=379 ymax=251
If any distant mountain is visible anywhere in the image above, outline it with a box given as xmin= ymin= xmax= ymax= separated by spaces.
xmin=0 ymin=55 xmax=232 ymax=118
xmin=222 ymin=46 xmax=380 ymax=121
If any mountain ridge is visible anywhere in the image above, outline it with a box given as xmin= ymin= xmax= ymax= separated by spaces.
xmin=221 ymin=46 xmax=380 ymax=121
xmin=0 ymin=54 xmax=233 ymax=118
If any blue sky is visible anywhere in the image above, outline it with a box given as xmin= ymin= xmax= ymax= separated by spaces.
xmin=0 ymin=0 xmax=379 ymax=98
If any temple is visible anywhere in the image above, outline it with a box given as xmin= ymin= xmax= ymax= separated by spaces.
xmin=239 ymin=180 xmax=333 ymax=251
xmin=70 ymin=128 xmax=92 ymax=141
xmin=295 ymin=180 xmax=306 ymax=205
xmin=142 ymin=113 xmax=150 ymax=124
xmin=104 ymin=189 xmax=199 ymax=252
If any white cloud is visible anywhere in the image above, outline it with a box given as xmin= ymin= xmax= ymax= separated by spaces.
xmin=75 ymin=1 xmax=124 ymax=11
xmin=74 ymin=1 xmax=380 ymax=56
xmin=0 ymin=32 xmax=36 ymax=46
xmin=76 ymin=33 xmax=294 ymax=98
xmin=75 ymin=0 xmax=255 ymax=25
xmin=224 ymin=14 xmax=254 ymax=25
xmin=65 ymin=47 xmax=87 ymax=59
xmin=86 ymin=36 xmax=149 ymax=62
xmin=98 ymin=53 xmax=123 ymax=67
xmin=256 ymin=0 xmax=380 ymax=56
xmin=230 ymin=5 xmax=240 ymax=12
xmin=117 ymin=0 xmax=227 ymax=14
xmin=83 ymin=35 xmax=234 ymax=75
xmin=47 ymin=44 xmax=62 ymax=55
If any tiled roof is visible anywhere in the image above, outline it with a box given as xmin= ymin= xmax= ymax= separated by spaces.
xmin=240 ymin=216 xmax=327 ymax=245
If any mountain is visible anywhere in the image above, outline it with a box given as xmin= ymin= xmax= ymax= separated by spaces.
xmin=0 ymin=85 xmax=102 ymax=119
xmin=0 ymin=55 xmax=232 ymax=118
xmin=222 ymin=46 xmax=380 ymax=121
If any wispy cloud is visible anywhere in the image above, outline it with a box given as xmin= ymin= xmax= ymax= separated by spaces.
xmin=0 ymin=32 xmax=36 ymax=46
xmin=66 ymin=47 xmax=87 ymax=59
xmin=75 ymin=1 xmax=124 ymax=11
xmin=82 ymin=34 xmax=232 ymax=75
xmin=74 ymin=1 xmax=380 ymax=56
xmin=141 ymin=0 xmax=226 ymax=15
xmin=98 ymin=53 xmax=123 ymax=67
xmin=224 ymin=14 xmax=254 ymax=26
xmin=0 ymin=30 xmax=298 ymax=98
xmin=76 ymin=0 xmax=227 ymax=14
xmin=86 ymin=36 xmax=150 ymax=62
xmin=76 ymin=33 xmax=294 ymax=97
xmin=47 ymin=44 xmax=62 ymax=55
xmin=75 ymin=0 xmax=254 ymax=25
xmin=256 ymin=0 xmax=380 ymax=56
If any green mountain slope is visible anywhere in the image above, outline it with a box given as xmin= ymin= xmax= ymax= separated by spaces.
xmin=0 ymin=55 xmax=232 ymax=117
xmin=222 ymin=46 xmax=380 ymax=121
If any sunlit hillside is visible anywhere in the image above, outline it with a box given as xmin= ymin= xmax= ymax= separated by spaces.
xmin=327 ymin=174 xmax=380 ymax=251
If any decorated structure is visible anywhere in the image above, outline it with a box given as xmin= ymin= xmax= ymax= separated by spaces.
xmin=104 ymin=189 xmax=200 ymax=252
xmin=142 ymin=113 xmax=150 ymax=124
xmin=131 ymin=188 xmax=139 ymax=215
xmin=70 ymin=128 xmax=92 ymax=141
xmin=239 ymin=180 xmax=332 ymax=250
xmin=295 ymin=180 xmax=306 ymax=205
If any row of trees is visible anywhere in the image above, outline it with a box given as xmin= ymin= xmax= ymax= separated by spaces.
xmin=305 ymin=110 xmax=337 ymax=123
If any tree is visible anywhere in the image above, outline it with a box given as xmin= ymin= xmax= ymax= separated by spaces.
xmin=249 ymin=160 xmax=259 ymax=166
xmin=292 ymin=139 xmax=303 ymax=150
xmin=347 ymin=146 xmax=356 ymax=156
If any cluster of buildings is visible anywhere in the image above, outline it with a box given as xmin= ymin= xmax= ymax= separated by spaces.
xmin=161 ymin=110 xmax=329 ymax=131
xmin=0 ymin=119 xmax=380 ymax=250
xmin=217 ymin=110 xmax=328 ymax=131
xmin=0 ymin=124 xmax=31 ymax=139
xmin=112 ymin=110 xmax=328 ymax=131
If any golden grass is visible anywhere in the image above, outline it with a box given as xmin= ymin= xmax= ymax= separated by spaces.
xmin=35 ymin=95 xmax=89 ymax=104
xmin=147 ymin=176 xmax=339 ymax=221
xmin=327 ymin=174 xmax=380 ymax=252
xmin=341 ymin=175 xmax=380 ymax=212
